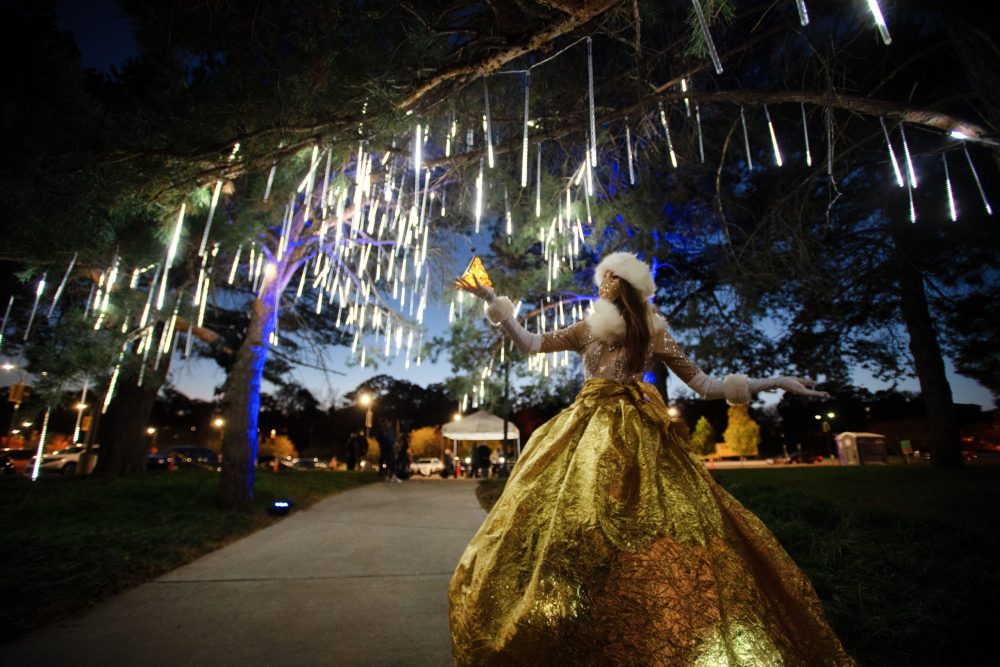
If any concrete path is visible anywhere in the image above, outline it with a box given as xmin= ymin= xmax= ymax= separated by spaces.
xmin=1 ymin=478 xmax=486 ymax=667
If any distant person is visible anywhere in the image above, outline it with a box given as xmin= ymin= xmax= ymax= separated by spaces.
xmin=396 ymin=426 xmax=411 ymax=480
xmin=470 ymin=444 xmax=481 ymax=478
xmin=442 ymin=452 xmax=455 ymax=478
xmin=476 ymin=443 xmax=491 ymax=479
xmin=376 ymin=420 xmax=399 ymax=482
xmin=345 ymin=430 xmax=365 ymax=470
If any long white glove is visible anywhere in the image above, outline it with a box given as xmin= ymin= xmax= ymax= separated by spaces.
xmin=456 ymin=278 xmax=540 ymax=354
xmin=687 ymin=372 xmax=830 ymax=405
xmin=748 ymin=376 xmax=830 ymax=397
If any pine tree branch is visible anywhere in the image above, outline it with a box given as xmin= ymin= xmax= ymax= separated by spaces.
xmin=397 ymin=0 xmax=624 ymax=111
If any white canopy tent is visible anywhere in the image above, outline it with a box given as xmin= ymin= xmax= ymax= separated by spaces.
xmin=441 ymin=410 xmax=521 ymax=458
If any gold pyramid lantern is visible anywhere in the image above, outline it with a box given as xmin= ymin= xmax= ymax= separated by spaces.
xmin=459 ymin=256 xmax=493 ymax=288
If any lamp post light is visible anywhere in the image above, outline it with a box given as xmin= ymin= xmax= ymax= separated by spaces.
xmin=211 ymin=418 xmax=226 ymax=457
xmin=146 ymin=426 xmax=158 ymax=452
xmin=816 ymin=412 xmax=836 ymax=457
xmin=71 ymin=402 xmax=89 ymax=444
xmin=358 ymin=393 xmax=373 ymax=442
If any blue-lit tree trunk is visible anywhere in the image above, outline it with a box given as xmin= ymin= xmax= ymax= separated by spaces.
xmin=218 ymin=273 xmax=282 ymax=511
xmin=216 ymin=200 xmax=356 ymax=511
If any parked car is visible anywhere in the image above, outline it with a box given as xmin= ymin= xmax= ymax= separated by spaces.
xmin=410 ymin=457 xmax=445 ymax=477
xmin=784 ymin=452 xmax=825 ymax=464
xmin=0 ymin=448 xmax=34 ymax=475
xmin=35 ymin=445 xmax=99 ymax=475
xmin=290 ymin=457 xmax=328 ymax=470
xmin=490 ymin=456 xmax=517 ymax=478
xmin=146 ymin=445 xmax=219 ymax=470
xmin=256 ymin=455 xmax=297 ymax=470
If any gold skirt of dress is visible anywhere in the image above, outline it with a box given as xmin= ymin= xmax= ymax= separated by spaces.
xmin=448 ymin=379 xmax=854 ymax=666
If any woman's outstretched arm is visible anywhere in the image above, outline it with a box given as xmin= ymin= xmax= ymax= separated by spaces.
xmin=653 ymin=328 xmax=829 ymax=404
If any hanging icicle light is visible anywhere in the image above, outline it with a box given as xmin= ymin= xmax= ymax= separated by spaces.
xmin=521 ymin=72 xmax=531 ymax=188
xmin=535 ymin=144 xmax=542 ymax=217
xmin=157 ymin=204 xmax=186 ymax=310
xmin=963 ymin=145 xmax=993 ymax=215
xmin=446 ymin=116 xmax=456 ymax=157
xmin=942 ymin=153 xmax=958 ymax=222
xmin=71 ymin=378 xmax=89 ymax=443
xmin=47 ymin=253 xmax=77 ymax=318
xmin=29 ymin=406 xmax=52 ymax=482
xmin=263 ymin=142 xmax=282 ymax=202
xmin=625 ymin=118 xmax=636 ymax=185
xmin=690 ymin=0 xmax=724 ymax=74
xmin=865 ymin=0 xmax=892 ymax=45
xmin=795 ymin=0 xmax=809 ymax=26
xmin=825 ymin=107 xmax=835 ymax=181
xmin=474 ymin=158 xmax=484 ymax=233
xmin=907 ymin=174 xmax=917 ymax=223
xmin=102 ymin=346 xmax=126 ymax=414
xmin=800 ymin=103 xmax=812 ymax=167
xmin=740 ymin=106 xmax=754 ymax=170
xmin=504 ymin=188 xmax=513 ymax=237
xmin=879 ymin=117 xmax=905 ymax=187
xmin=658 ymin=102 xmax=678 ymax=168
xmin=483 ymin=79 xmax=495 ymax=169
xmin=763 ymin=104 xmax=783 ymax=167
xmin=228 ymin=244 xmax=243 ymax=284
xmin=899 ymin=124 xmax=918 ymax=188
xmin=198 ymin=180 xmax=223 ymax=257
xmin=413 ymin=123 xmax=422 ymax=204
xmin=0 ymin=296 xmax=13 ymax=349
xmin=680 ymin=78 xmax=691 ymax=116
xmin=694 ymin=102 xmax=705 ymax=163
xmin=22 ymin=273 xmax=46 ymax=341
xmin=587 ymin=37 xmax=597 ymax=167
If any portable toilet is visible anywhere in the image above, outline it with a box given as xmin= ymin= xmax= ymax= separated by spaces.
xmin=835 ymin=432 xmax=888 ymax=465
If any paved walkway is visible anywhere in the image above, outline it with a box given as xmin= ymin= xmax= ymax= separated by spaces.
xmin=1 ymin=478 xmax=486 ymax=667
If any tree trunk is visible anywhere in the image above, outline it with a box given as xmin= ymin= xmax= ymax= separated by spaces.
xmin=889 ymin=214 xmax=963 ymax=468
xmin=92 ymin=329 xmax=170 ymax=478
xmin=218 ymin=288 xmax=277 ymax=511
xmin=93 ymin=370 xmax=164 ymax=477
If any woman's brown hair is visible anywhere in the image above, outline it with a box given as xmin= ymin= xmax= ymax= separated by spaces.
xmin=613 ymin=278 xmax=651 ymax=374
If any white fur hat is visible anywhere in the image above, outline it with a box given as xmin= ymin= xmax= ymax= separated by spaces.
xmin=593 ymin=251 xmax=656 ymax=299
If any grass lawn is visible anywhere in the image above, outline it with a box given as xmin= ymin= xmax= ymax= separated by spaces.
xmin=0 ymin=468 xmax=378 ymax=643
xmin=478 ymin=465 xmax=1000 ymax=666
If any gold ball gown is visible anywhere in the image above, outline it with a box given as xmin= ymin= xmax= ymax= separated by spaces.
xmin=448 ymin=320 xmax=854 ymax=666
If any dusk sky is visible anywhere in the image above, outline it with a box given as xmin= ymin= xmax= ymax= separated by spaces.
xmin=49 ymin=0 xmax=996 ymax=412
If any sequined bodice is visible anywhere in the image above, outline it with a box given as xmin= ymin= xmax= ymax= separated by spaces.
xmin=539 ymin=320 xmax=703 ymax=385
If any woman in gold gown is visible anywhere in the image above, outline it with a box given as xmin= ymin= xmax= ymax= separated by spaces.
xmin=449 ymin=252 xmax=854 ymax=666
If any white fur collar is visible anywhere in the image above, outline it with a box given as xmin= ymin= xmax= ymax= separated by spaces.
xmin=585 ymin=299 xmax=666 ymax=344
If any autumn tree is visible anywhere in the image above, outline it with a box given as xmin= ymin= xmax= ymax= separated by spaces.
xmin=690 ymin=416 xmax=717 ymax=457
xmin=723 ymin=404 xmax=760 ymax=460
xmin=409 ymin=426 xmax=444 ymax=459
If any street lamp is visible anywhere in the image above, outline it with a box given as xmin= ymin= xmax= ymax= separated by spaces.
xmin=146 ymin=426 xmax=158 ymax=451
xmin=358 ymin=392 xmax=374 ymax=441
xmin=817 ymin=412 xmax=836 ymax=457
